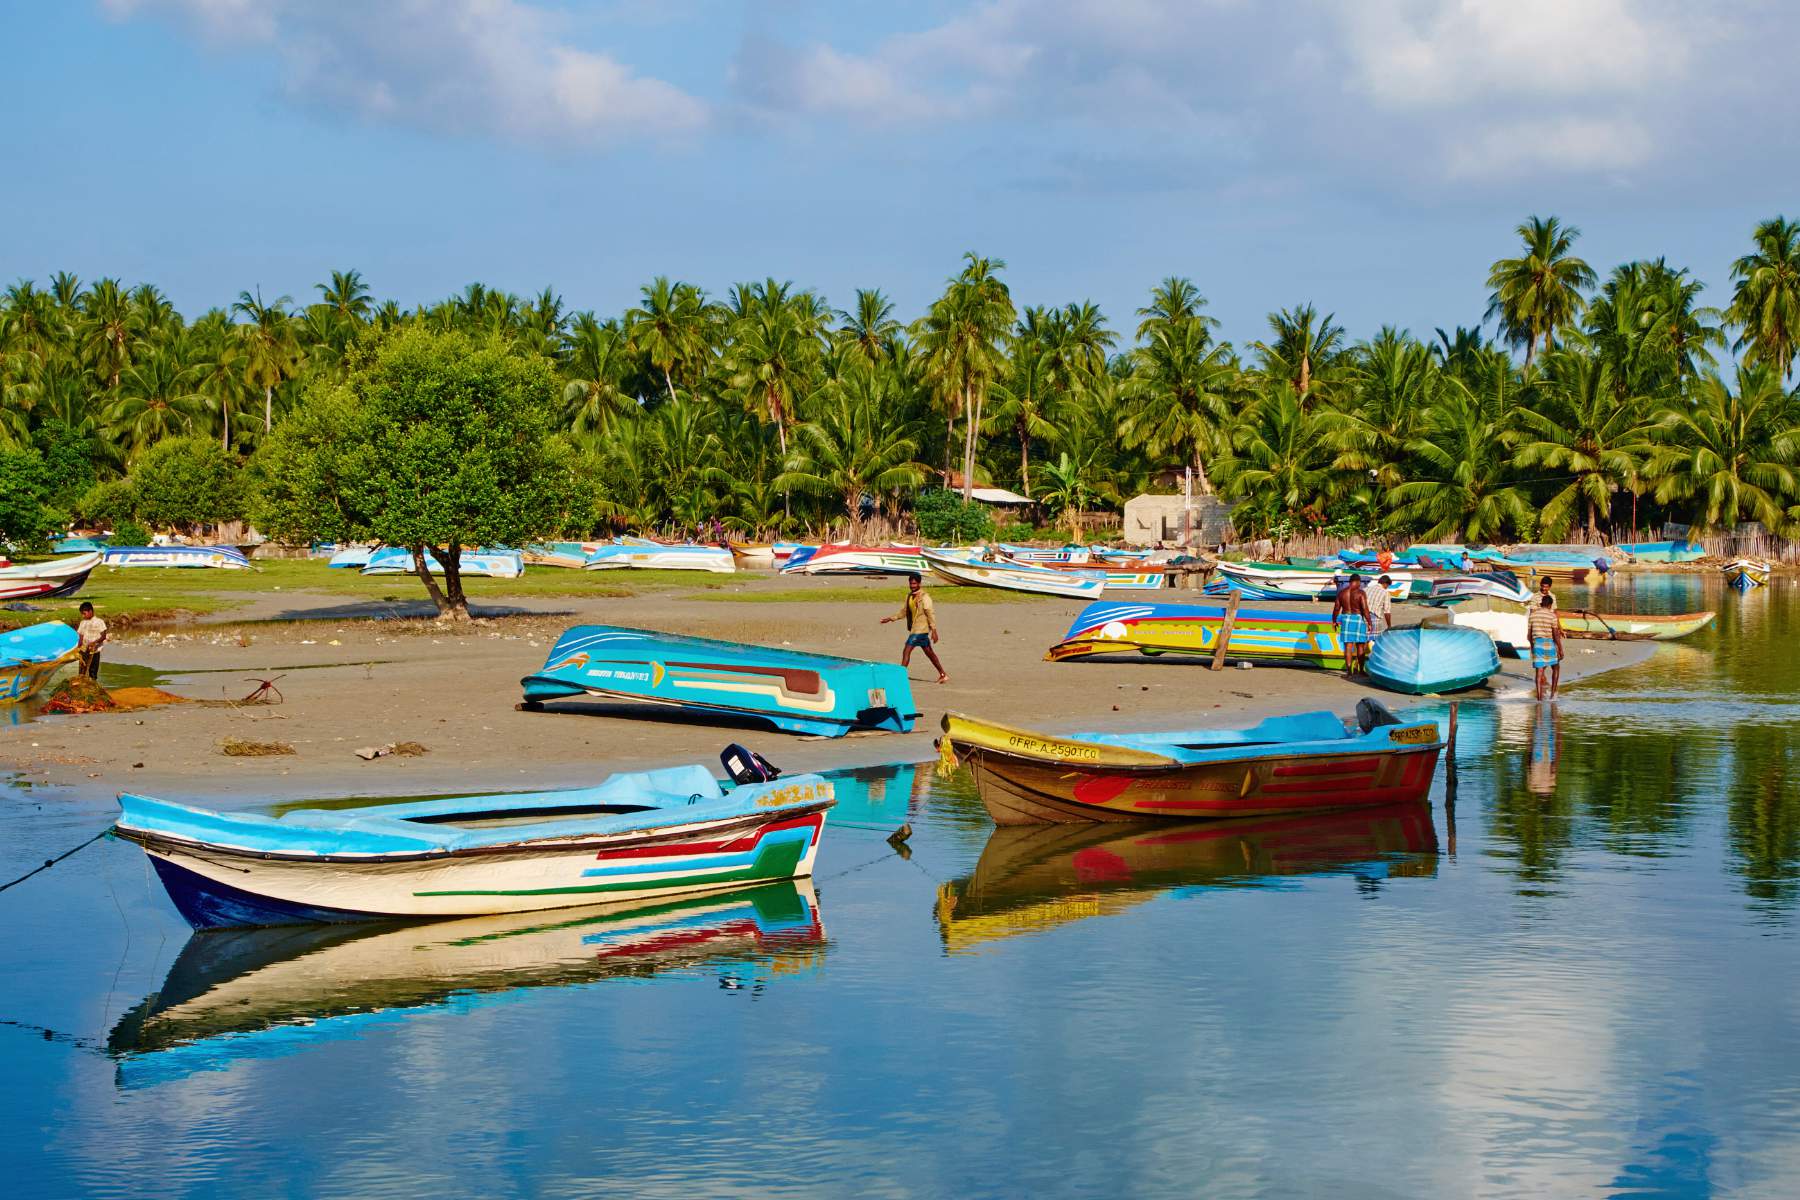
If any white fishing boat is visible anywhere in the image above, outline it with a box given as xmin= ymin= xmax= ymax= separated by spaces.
xmin=360 ymin=547 xmax=525 ymax=578
xmin=103 ymin=545 xmax=252 ymax=570
xmin=0 ymin=551 xmax=102 ymax=600
xmin=923 ymin=549 xmax=1105 ymax=599
xmin=583 ymin=543 xmax=736 ymax=573
xmin=779 ymin=545 xmax=926 ymax=576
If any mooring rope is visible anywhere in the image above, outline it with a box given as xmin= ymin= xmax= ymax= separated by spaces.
xmin=0 ymin=827 xmax=111 ymax=895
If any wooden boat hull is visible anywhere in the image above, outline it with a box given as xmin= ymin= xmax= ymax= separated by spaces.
xmin=942 ymin=711 xmax=1443 ymax=824
xmin=1476 ymin=557 xmax=1593 ymax=584
xmin=1557 ymin=609 xmax=1716 ymax=641
xmin=1724 ymin=559 xmax=1770 ymax=589
xmin=521 ymin=624 xmax=918 ymax=736
xmin=924 ymin=551 xmax=1105 ymax=598
xmin=728 ymin=542 xmax=777 ymax=568
xmin=1365 ymin=625 xmax=1500 ymax=694
xmin=1214 ymin=562 xmax=1412 ymax=600
xmin=1046 ymin=600 xmax=1347 ymax=669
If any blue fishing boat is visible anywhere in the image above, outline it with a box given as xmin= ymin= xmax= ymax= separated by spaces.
xmin=1616 ymin=540 xmax=1706 ymax=564
xmin=113 ymin=760 xmax=835 ymax=929
xmin=103 ymin=545 xmax=252 ymax=569
xmin=521 ymin=625 xmax=918 ymax=737
xmin=583 ymin=543 xmax=735 ymax=573
xmin=326 ymin=545 xmax=374 ymax=568
xmin=51 ymin=536 xmax=108 ymax=553
xmin=1366 ymin=625 xmax=1500 ymax=695
xmin=2 ymin=621 xmax=79 ymax=703
xmin=360 ymin=547 xmax=524 ymax=578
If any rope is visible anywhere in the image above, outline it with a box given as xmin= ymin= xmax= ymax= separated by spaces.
xmin=0 ymin=828 xmax=111 ymax=895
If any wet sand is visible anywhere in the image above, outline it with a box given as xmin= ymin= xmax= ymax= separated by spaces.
xmin=1 ymin=575 xmax=1652 ymax=801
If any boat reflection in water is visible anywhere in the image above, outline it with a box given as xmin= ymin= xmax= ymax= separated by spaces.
xmin=108 ymin=880 xmax=825 ymax=1088
xmin=936 ymin=804 xmax=1438 ymax=953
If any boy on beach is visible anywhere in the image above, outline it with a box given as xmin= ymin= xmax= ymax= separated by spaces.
xmin=1331 ymin=573 xmax=1372 ymax=677
xmin=880 ymin=574 xmax=947 ymax=683
xmin=1528 ymin=594 xmax=1563 ymax=701
xmin=1536 ymin=577 xmax=1562 ymax=697
xmin=75 ymin=602 xmax=107 ymax=679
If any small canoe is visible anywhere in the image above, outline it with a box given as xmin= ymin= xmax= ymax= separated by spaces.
xmin=361 ymin=547 xmax=525 ymax=578
xmin=780 ymin=545 xmax=926 ymax=576
xmin=583 ymin=543 xmax=736 ymax=573
xmin=104 ymin=545 xmax=251 ymax=570
xmin=1616 ymin=540 xmax=1706 ymax=564
xmin=521 ymin=625 xmax=918 ymax=737
xmin=924 ymin=550 xmax=1104 ymax=598
xmin=1366 ymin=625 xmax=1500 ymax=694
xmin=0 ymin=551 xmax=101 ymax=600
xmin=1422 ymin=571 xmax=1532 ymax=605
xmin=1214 ymin=561 xmax=1413 ymax=601
xmin=1475 ymin=555 xmax=1597 ymax=583
xmin=1046 ymin=600 xmax=1347 ymax=669
xmin=728 ymin=542 xmax=777 ymax=569
xmin=52 ymin=536 xmax=108 ymax=553
xmin=940 ymin=704 xmax=1444 ymax=824
xmin=109 ymin=879 xmax=824 ymax=1078
xmin=1724 ymin=558 xmax=1770 ymax=590
xmin=2 ymin=621 xmax=79 ymax=703
xmin=936 ymin=804 xmax=1437 ymax=952
xmin=113 ymin=762 xmax=835 ymax=929
xmin=327 ymin=545 xmax=373 ymax=568
xmin=1557 ymin=609 xmax=1716 ymax=641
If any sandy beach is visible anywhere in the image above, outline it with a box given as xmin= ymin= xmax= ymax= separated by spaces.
xmin=0 ymin=576 xmax=1652 ymax=802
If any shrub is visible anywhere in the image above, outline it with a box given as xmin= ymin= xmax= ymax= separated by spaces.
xmin=110 ymin=518 xmax=152 ymax=547
xmin=0 ymin=446 xmax=63 ymax=550
xmin=993 ymin=521 xmax=1036 ymax=543
xmin=131 ymin=437 xmax=245 ymax=532
xmin=912 ymin=488 xmax=994 ymax=544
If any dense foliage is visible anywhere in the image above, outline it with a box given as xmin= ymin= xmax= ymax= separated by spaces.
xmin=5 ymin=218 xmax=1800 ymax=545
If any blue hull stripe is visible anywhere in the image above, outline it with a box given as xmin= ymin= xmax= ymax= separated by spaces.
xmin=579 ymin=826 xmax=813 ymax=878
xmin=151 ymin=857 xmax=386 ymax=930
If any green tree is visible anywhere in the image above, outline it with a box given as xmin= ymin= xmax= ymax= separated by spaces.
xmin=1726 ymin=217 xmax=1800 ymax=380
xmin=1645 ymin=364 xmax=1800 ymax=534
xmin=1486 ymin=215 xmax=1596 ymax=367
xmin=1216 ymin=386 xmax=1339 ymax=538
xmin=233 ymin=288 xmax=302 ymax=432
xmin=915 ymin=253 xmax=1015 ymax=500
xmin=1388 ymin=391 xmax=1533 ymax=541
xmin=1513 ymin=343 xmax=1655 ymax=539
xmin=129 ymin=435 xmax=245 ymax=533
xmin=1121 ymin=322 xmax=1246 ymax=494
xmin=775 ymin=366 xmax=926 ymax=536
xmin=255 ymin=328 xmax=580 ymax=619
xmin=0 ymin=445 xmax=62 ymax=548
xmin=1255 ymin=304 xmax=1347 ymax=402
xmin=628 ymin=277 xmax=712 ymax=404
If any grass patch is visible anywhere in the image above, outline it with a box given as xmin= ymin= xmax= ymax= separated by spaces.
xmin=221 ymin=738 xmax=296 ymax=756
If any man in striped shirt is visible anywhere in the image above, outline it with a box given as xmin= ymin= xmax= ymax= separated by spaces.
xmin=1527 ymin=595 xmax=1563 ymax=701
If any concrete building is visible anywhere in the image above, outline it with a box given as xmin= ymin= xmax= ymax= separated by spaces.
xmin=1122 ymin=494 xmax=1235 ymax=547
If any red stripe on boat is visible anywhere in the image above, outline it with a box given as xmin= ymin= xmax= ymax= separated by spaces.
xmin=592 ymin=813 xmax=823 ymax=861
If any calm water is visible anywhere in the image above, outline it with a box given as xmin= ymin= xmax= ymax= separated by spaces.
xmin=3 ymin=574 xmax=1797 ymax=1198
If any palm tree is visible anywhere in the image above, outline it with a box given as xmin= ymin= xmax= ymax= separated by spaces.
xmin=1514 ymin=342 xmax=1656 ymax=539
xmin=1645 ymin=364 xmax=1800 ymax=534
xmin=1216 ymin=385 xmax=1339 ymax=538
xmin=232 ymin=288 xmax=301 ymax=432
xmin=107 ymin=345 xmax=205 ymax=458
xmin=317 ymin=269 xmax=374 ymax=325
xmin=1726 ymin=217 xmax=1800 ymax=380
xmin=186 ymin=310 xmax=246 ymax=451
xmin=79 ymin=277 xmax=136 ymax=391
xmin=1044 ymin=301 xmax=1116 ymax=387
xmin=727 ymin=299 xmax=822 ymax=455
xmin=1388 ymin=390 xmax=1533 ymax=541
xmin=1486 ymin=215 xmax=1595 ymax=367
xmin=1120 ymin=321 xmax=1247 ymax=494
xmin=1326 ymin=328 xmax=1439 ymax=494
xmin=987 ymin=342 xmax=1059 ymax=497
xmin=628 ymin=277 xmax=712 ymax=404
xmin=1254 ymin=304 xmax=1347 ymax=402
xmin=776 ymin=367 xmax=926 ymax=536
xmin=560 ymin=313 xmax=633 ymax=441
xmin=913 ymin=252 xmax=1015 ymax=500
xmin=837 ymin=288 xmax=902 ymax=366
xmin=1135 ymin=277 xmax=1217 ymax=345
xmin=1639 ymin=261 xmax=1724 ymax=386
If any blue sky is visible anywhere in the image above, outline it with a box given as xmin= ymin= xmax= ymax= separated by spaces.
xmin=4 ymin=1 xmax=1798 ymax=348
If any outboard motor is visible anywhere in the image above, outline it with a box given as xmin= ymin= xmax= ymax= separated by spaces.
xmin=721 ymin=743 xmax=782 ymax=785
xmin=1355 ymin=697 xmax=1404 ymax=733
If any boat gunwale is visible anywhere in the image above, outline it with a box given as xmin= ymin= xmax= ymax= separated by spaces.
xmin=112 ymin=799 xmax=835 ymax=866
xmin=953 ymin=738 xmax=1444 ymax=778
xmin=521 ymin=677 xmax=921 ymax=728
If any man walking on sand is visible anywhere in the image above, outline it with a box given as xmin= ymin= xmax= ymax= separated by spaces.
xmin=881 ymin=573 xmax=947 ymax=683
xmin=1364 ymin=573 xmax=1394 ymax=634
xmin=75 ymin=601 xmax=107 ymax=680
xmin=1331 ymin=572 xmax=1372 ymax=677
xmin=1528 ymin=594 xmax=1564 ymax=701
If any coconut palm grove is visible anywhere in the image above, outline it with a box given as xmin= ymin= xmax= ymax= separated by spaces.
xmin=3 ymin=215 xmax=1799 ymax=550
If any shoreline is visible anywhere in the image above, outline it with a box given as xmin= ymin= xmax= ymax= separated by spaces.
xmin=3 ymin=578 xmax=1657 ymax=806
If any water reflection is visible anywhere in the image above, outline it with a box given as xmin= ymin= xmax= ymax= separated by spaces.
xmin=1526 ymin=703 xmax=1560 ymax=798
xmin=108 ymin=880 xmax=826 ymax=1088
xmin=935 ymin=803 xmax=1438 ymax=953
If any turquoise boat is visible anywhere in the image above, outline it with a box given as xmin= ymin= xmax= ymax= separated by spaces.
xmin=1366 ymin=625 xmax=1500 ymax=695
xmin=521 ymin=625 xmax=919 ymax=737
xmin=2 ymin=621 xmax=79 ymax=703
xmin=1617 ymin=540 xmax=1706 ymax=564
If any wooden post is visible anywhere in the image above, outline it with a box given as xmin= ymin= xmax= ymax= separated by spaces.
xmin=1210 ymin=589 xmax=1240 ymax=671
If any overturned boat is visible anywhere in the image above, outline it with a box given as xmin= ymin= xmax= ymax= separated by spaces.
xmin=521 ymin=625 xmax=918 ymax=737
xmin=583 ymin=543 xmax=736 ymax=573
xmin=940 ymin=702 xmax=1443 ymax=824
xmin=113 ymin=759 xmax=835 ymax=929
xmin=360 ymin=546 xmax=525 ymax=578
xmin=924 ymin=549 xmax=1105 ymax=599
xmin=2 ymin=621 xmax=79 ymax=704
xmin=103 ymin=545 xmax=252 ymax=569
xmin=0 ymin=550 xmax=101 ymax=601
xmin=1365 ymin=625 xmax=1501 ymax=695
xmin=1046 ymin=600 xmax=1347 ymax=669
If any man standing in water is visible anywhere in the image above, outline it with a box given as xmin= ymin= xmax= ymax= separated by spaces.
xmin=1331 ymin=572 xmax=1372 ymax=677
xmin=881 ymin=573 xmax=947 ymax=684
xmin=1528 ymin=594 xmax=1564 ymax=701
xmin=1536 ymin=576 xmax=1562 ymax=697
xmin=75 ymin=601 xmax=107 ymax=680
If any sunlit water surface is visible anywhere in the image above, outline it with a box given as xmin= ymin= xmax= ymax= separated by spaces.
xmin=3 ymin=573 xmax=1797 ymax=1198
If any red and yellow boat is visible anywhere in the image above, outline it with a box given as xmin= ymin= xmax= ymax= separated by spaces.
xmin=940 ymin=704 xmax=1444 ymax=825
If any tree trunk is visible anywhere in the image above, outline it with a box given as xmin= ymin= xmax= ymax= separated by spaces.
xmin=943 ymin=412 xmax=955 ymax=479
xmin=963 ymin=386 xmax=981 ymax=504
xmin=1193 ymin=447 xmax=1213 ymax=497
xmin=222 ymin=400 xmax=230 ymax=453
xmin=1298 ymin=355 xmax=1310 ymax=399
xmin=664 ymin=369 xmax=678 ymax=406
xmin=429 ymin=543 xmax=471 ymax=621
xmin=264 ymin=384 xmax=273 ymax=432
xmin=411 ymin=545 xmax=452 ymax=615
xmin=1585 ymin=492 xmax=1599 ymax=541
xmin=1524 ymin=330 xmax=1537 ymax=370
xmin=1019 ymin=423 xmax=1031 ymax=499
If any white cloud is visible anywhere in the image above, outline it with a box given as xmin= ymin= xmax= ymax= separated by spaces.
xmin=104 ymin=0 xmax=707 ymax=143
xmin=1445 ymin=116 xmax=1655 ymax=181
